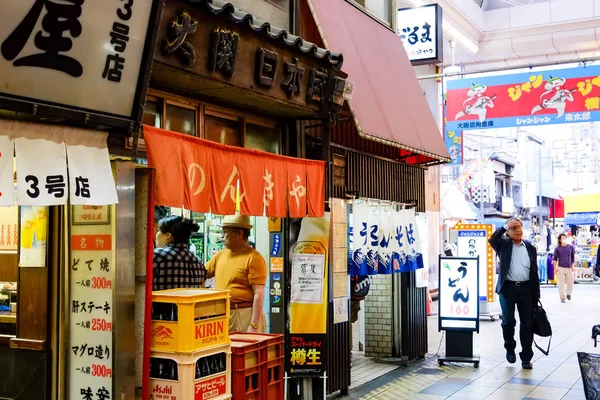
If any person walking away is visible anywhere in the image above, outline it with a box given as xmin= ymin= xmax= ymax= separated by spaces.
xmin=489 ymin=218 xmax=540 ymax=370
xmin=206 ymin=214 xmax=267 ymax=333
xmin=553 ymin=233 xmax=575 ymax=303
xmin=153 ymin=216 xmax=207 ymax=290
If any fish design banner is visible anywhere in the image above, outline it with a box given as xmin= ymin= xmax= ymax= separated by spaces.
xmin=445 ymin=65 xmax=600 ymax=132
xmin=349 ymin=202 xmax=424 ymax=275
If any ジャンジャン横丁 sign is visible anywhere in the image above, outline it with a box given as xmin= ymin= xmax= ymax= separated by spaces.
xmin=438 ymin=256 xmax=480 ymax=332
xmin=0 ymin=0 xmax=162 ymax=130
xmin=397 ymin=4 xmax=443 ymax=65
xmin=453 ymin=223 xmax=495 ymax=303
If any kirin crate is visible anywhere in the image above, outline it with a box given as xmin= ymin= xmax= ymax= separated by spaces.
xmin=149 ymin=343 xmax=232 ymax=400
xmin=151 ymin=289 xmax=231 ymax=353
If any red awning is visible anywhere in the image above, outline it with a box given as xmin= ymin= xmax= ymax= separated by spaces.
xmin=307 ymin=0 xmax=450 ymax=165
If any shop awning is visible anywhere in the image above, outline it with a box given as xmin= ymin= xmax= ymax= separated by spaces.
xmin=307 ymin=0 xmax=451 ymax=165
xmin=564 ymin=212 xmax=600 ymax=226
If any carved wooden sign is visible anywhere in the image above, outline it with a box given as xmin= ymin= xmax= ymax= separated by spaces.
xmin=154 ymin=0 xmax=339 ymax=115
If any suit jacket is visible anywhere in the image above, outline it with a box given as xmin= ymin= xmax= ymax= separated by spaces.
xmin=489 ymin=227 xmax=540 ymax=299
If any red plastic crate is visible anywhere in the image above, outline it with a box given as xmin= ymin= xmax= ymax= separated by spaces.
xmin=229 ymin=333 xmax=284 ymax=362
xmin=230 ymin=341 xmax=263 ymax=371
xmin=231 ymin=364 xmax=262 ymax=400
xmin=263 ymin=357 xmax=284 ymax=400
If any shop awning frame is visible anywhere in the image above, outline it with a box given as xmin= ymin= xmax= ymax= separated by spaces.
xmin=306 ymin=0 xmax=451 ymax=166
xmin=564 ymin=212 xmax=600 ymax=226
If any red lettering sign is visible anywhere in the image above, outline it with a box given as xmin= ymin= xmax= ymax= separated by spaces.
xmin=195 ymin=376 xmax=227 ymax=400
xmin=71 ymin=235 xmax=112 ymax=250
xmin=195 ymin=320 xmax=224 ymax=339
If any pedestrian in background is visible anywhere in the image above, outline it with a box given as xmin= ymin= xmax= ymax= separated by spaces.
xmin=489 ymin=218 xmax=540 ymax=370
xmin=553 ymin=233 xmax=575 ymax=303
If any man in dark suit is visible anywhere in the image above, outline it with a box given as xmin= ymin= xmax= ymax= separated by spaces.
xmin=489 ymin=218 xmax=540 ymax=369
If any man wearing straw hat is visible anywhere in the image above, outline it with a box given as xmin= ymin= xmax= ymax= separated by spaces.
xmin=206 ymin=214 xmax=267 ymax=333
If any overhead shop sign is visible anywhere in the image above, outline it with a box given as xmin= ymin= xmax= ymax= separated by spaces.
xmin=0 ymin=0 xmax=162 ymax=131
xmin=397 ymin=4 xmax=443 ymax=65
xmin=445 ymin=64 xmax=600 ymax=131
xmin=143 ymin=126 xmax=325 ymax=218
xmin=0 ymin=121 xmax=118 ymax=207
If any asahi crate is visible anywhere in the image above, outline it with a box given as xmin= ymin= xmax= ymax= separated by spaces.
xmin=151 ymin=289 xmax=230 ymax=353
xmin=149 ymin=343 xmax=232 ymax=400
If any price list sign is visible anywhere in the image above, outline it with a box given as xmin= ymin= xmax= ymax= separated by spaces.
xmin=69 ymin=205 xmax=115 ymax=400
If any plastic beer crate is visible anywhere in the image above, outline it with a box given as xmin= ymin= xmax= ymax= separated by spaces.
xmin=229 ymin=332 xmax=284 ymax=362
xmin=149 ymin=343 xmax=232 ymax=400
xmin=231 ymin=341 xmax=264 ymax=400
xmin=151 ymin=289 xmax=230 ymax=353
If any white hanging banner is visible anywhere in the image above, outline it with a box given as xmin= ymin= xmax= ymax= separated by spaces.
xmin=377 ymin=205 xmax=393 ymax=274
xmin=15 ymin=125 xmax=68 ymax=206
xmin=66 ymin=130 xmax=118 ymax=205
xmin=0 ymin=134 xmax=14 ymax=206
xmin=389 ymin=209 xmax=404 ymax=272
xmin=415 ymin=213 xmax=429 ymax=288
xmin=403 ymin=209 xmax=424 ymax=271
xmin=366 ymin=203 xmax=380 ymax=275
xmin=351 ymin=201 xmax=369 ymax=276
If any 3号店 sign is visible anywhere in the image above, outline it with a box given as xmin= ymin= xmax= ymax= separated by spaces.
xmin=0 ymin=120 xmax=118 ymax=207
xmin=0 ymin=0 xmax=161 ymax=129
xmin=438 ymin=256 xmax=479 ymax=331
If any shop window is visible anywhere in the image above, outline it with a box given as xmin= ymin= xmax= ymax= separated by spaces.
xmin=349 ymin=0 xmax=392 ymax=26
xmin=333 ymin=154 xmax=347 ymax=187
xmin=245 ymin=123 xmax=280 ymax=154
xmin=0 ymin=205 xmax=18 ymax=336
xmin=205 ymin=114 xmax=242 ymax=147
xmin=143 ymin=100 xmax=162 ymax=128
xmin=166 ymin=103 xmax=196 ymax=136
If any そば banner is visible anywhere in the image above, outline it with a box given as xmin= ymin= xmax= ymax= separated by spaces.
xmin=349 ymin=202 xmax=424 ymax=275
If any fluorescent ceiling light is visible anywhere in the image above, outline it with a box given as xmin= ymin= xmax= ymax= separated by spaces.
xmin=443 ymin=22 xmax=479 ymax=54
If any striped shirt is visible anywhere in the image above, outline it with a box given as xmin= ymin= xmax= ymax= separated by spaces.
xmin=153 ymin=243 xmax=206 ymax=291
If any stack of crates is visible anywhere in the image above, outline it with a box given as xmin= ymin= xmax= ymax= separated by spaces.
xmin=229 ymin=332 xmax=284 ymax=400
xmin=149 ymin=289 xmax=232 ymax=400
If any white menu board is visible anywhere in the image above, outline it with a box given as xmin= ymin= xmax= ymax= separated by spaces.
xmin=439 ymin=257 xmax=479 ymax=330
xmin=69 ymin=205 xmax=114 ymax=400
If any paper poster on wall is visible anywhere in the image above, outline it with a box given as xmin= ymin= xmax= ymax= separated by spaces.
xmin=0 ymin=206 xmax=18 ymax=253
xmin=19 ymin=206 xmax=48 ymax=267
xmin=333 ymin=298 xmax=349 ymax=324
xmin=291 ymin=253 xmax=325 ymax=304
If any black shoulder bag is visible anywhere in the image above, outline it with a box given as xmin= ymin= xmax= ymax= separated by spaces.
xmin=533 ymin=300 xmax=552 ymax=356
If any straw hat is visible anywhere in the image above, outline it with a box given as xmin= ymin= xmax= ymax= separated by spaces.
xmin=221 ymin=214 xmax=253 ymax=230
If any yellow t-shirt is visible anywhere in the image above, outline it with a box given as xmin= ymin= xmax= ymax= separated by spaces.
xmin=206 ymin=247 xmax=267 ymax=303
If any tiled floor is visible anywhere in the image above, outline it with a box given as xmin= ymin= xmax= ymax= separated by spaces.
xmin=346 ymin=283 xmax=600 ymax=400
xmin=350 ymin=351 xmax=400 ymax=390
